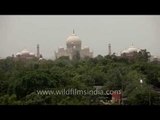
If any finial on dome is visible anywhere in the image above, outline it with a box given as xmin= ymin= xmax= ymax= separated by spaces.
xmin=131 ymin=43 xmax=133 ymax=46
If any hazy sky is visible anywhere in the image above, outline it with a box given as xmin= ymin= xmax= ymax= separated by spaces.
xmin=0 ymin=15 xmax=160 ymax=59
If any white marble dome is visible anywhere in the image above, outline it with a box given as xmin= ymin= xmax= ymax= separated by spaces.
xmin=121 ymin=49 xmax=129 ymax=54
xmin=127 ymin=46 xmax=139 ymax=53
xmin=121 ymin=45 xmax=140 ymax=54
xmin=66 ymin=33 xmax=81 ymax=45
xmin=16 ymin=52 xmax=22 ymax=56
xmin=29 ymin=52 xmax=35 ymax=56
xmin=16 ymin=49 xmax=36 ymax=57
xmin=21 ymin=49 xmax=30 ymax=55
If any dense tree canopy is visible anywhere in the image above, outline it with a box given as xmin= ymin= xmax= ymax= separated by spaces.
xmin=0 ymin=53 xmax=160 ymax=105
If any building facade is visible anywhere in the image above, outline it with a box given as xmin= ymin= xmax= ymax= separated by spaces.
xmin=15 ymin=44 xmax=43 ymax=60
xmin=121 ymin=44 xmax=141 ymax=58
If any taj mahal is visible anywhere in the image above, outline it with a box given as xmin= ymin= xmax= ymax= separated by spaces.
xmin=4 ymin=30 xmax=159 ymax=62
xmin=55 ymin=30 xmax=93 ymax=60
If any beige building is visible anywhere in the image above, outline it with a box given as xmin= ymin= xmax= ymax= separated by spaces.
xmin=16 ymin=49 xmax=36 ymax=60
xmin=120 ymin=44 xmax=152 ymax=61
xmin=121 ymin=44 xmax=141 ymax=58
xmin=55 ymin=30 xmax=93 ymax=60
xmin=15 ymin=44 xmax=43 ymax=60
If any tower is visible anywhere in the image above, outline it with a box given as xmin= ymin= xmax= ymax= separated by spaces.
xmin=37 ymin=44 xmax=40 ymax=58
xmin=54 ymin=51 xmax=57 ymax=59
xmin=108 ymin=43 xmax=111 ymax=55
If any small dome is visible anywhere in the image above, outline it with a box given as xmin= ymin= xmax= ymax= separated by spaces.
xmin=21 ymin=49 xmax=30 ymax=55
xmin=127 ymin=46 xmax=139 ymax=53
xmin=121 ymin=49 xmax=129 ymax=54
xmin=29 ymin=52 xmax=35 ymax=56
xmin=121 ymin=44 xmax=141 ymax=55
xmin=16 ymin=52 xmax=21 ymax=56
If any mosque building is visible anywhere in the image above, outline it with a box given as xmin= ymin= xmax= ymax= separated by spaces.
xmin=15 ymin=44 xmax=43 ymax=60
xmin=55 ymin=30 xmax=93 ymax=60
xmin=121 ymin=44 xmax=142 ymax=58
xmin=119 ymin=44 xmax=153 ymax=61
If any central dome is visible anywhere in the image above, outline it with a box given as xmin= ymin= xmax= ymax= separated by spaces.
xmin=66 ymin=30 xmax=81 ymax=45
xmin=66 ymin=33 xmax=81 ymax=44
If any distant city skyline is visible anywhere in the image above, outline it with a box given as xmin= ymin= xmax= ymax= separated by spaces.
xmin=0 ymin=15 xmax=160 ymax=59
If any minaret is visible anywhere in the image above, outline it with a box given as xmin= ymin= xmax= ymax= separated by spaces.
xmin=108 ymin=43 xmax=111 ymax=55
xmin=54 ymin=51 xmax=57 ymax=59
xmin=73 ymin=29 xmax=75 ymax=34
xmin=37 ymin=44 xmax=40 ymax=58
